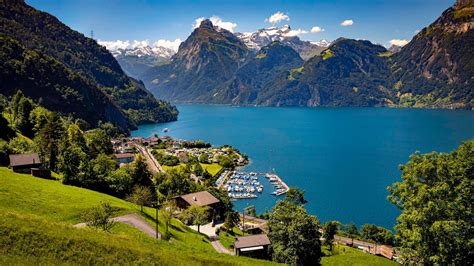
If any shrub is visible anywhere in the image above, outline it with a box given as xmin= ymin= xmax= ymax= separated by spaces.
xmin=81 ymin=202 xmax=116 ymax=232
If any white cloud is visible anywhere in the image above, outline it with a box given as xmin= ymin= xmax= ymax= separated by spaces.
xmin=390 ymin=39 xmax=409 ymax=47
xmin=340 ymin=19 xmax=354 ymax=26
xmin=98 ymin=40 xmax=130 ymax=50
xmin=154 ymin=39 xmax=182 ymax=52
xmin=311 ymin=26 xmax=324 ymax=33
xmin=131 ymin=40 xmax=150 ymax=48
xmin=283 ymin=29 xmax=308 ymax=37
xmin=266 ymin=11 xmax=290 ymax=24
xmin=192 ymin=16 xmax=237 ymax=32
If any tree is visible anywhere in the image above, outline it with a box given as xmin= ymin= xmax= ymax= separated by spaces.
xmin=343 ymin=222 xmax=359 ymax=238
xmin=10 ymin=90 xmax=24 ymax=123
xmin=67 ymin=123 xmax=87 ymax=152
xmin=284 ymin=187 xmax=308 ymax=205
xmin=58 ymin=143 xmax=87 ymax=185
xmin=0 ymin=113 xmax=15 ymax=140
xmin=180 ymin=205 xmax=210 ymax=233
xmin=131 ymin=155 xmax=153 ymax=188
xmin=30 ymin=106 xmax=51 ymax=134
xmin=0 ymin=140 xmax=11 ymax=166
xmin=127 ymin=185 xmax=153 ymax=212
xmin=155 ymin=168 xmax=198 ymax=198
xmin=85 ymin=128 xmax=113 ymax=158
xmin=360 ymin=224 xmax=393 ymax=245
xmin=161 ymin=200 xmax=177 ymax=240
xmin=106 ymin=166 xmax=133 ymax=197
xmin=81 ymin=202 xmax=116 ymax=232
xmin=36 ymin=112 xmax=65 ymax=171
xmin=388 ymin=140 xmax=473 ymax=264
xmin=323 ymin=221 xmax=340 ymax=251
xmin=224 ymin=211 xmax=240 ymax=232
xmin=198 ymin=153 xmax=208 ymax=163
xmin=14 ymin=96 xmax=34 ymax=137
xmin=91 ymin=153 xmax=117 ymax=191
xmin=268 ymin=190 xmax=322 ymax=265
xmin=216 ymin=155 xmax=234 ymax=168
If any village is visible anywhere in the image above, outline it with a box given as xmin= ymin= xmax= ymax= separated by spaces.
xmin=5 ymin=132 xmax=394 ymax=261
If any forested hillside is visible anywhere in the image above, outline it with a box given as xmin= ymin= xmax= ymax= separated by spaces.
xmin=0 ymin=0 xmax=178 ymax=130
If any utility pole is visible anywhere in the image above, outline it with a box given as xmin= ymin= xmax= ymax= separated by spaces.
xmin=90 ymin=30 xmax=94 ymax=40
xmin=155 ymin=198 xmax=159 ymax=239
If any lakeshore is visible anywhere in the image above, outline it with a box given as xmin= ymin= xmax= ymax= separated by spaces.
xmin=131 ymin=105 xmax=474 ymax=228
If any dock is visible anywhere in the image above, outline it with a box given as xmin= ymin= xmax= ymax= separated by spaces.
xmin=217 ymin=170 xmax=289 ymax=199
xmin=266 ymin=173 xmax=289 ymax=196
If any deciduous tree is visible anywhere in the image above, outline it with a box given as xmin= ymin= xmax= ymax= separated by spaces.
xmin=388 ymin=140 xmax=473 ymax=264
xmin=268 ymin=190 xmax=322 ymax=265
xmin=323 ymin=221 xmax=340 ymax=251
xmin=180 ymin=205 xmax=210 ymax=233
xmin=127 ymin=185 xmax=153 ymax=212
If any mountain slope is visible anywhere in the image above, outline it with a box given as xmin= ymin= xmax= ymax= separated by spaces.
xmin=214 ymin=41 xmax=304 ymax=104
xmin=261 ymin=39 xmax=393 ymax=107
xmin=0 ymin=0 xmax=177 ymax=129
xmin=0 ymin=36 xmax=130 ymax=129
xmin=144 ymin=19 xmax=249 ymax=102
xmin=390 ymin=0 xmax=474 ymax=108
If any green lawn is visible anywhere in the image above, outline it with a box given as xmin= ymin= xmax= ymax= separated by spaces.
xmin=0 ymin=167 xmax=277 ymax=265
xmin=162 ymin=163 xmax=223 ymax=177
xmin=201 ymin=163 xmax=223 ymax=176
xmin=218 ymin=227 xmax=245 ymax=250
xmin=321 ymin=244 xmax=397 ymax=266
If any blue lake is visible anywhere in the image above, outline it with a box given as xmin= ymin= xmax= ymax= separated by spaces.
xmin=132 ymin=105 xmax=474 ymax=229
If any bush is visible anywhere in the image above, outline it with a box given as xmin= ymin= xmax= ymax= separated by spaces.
xmin=81 ymin=202 xmax=116 ymax=232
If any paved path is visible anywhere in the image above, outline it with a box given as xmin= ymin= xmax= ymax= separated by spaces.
xmin=188 ymin=222 xmax=234 ymax=255
xmin=189 ymin=222 xmax=223 ymax=238
xmin=211 ymin=240 xmax=234 ymax=255
xmin=74 ymin=213 xmax=161 ymax=240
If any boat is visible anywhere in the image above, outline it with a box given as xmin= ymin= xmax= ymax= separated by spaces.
xmin=162 ymin=128 xmax=169 ymax=133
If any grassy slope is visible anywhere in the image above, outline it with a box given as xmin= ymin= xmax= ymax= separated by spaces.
xmin=0 ymin=167 xmax=276 ymax=265
xmin=0 ymin=167 xmax=396 ymax=265
xmin=321 ymin=245 xmax=397 ymax=266
xmin=219 ymin=227 xmax=245 ymax=250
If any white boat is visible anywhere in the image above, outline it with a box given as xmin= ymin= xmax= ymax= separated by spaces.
xmin=162 ymin=128 xmax=169 ymax=133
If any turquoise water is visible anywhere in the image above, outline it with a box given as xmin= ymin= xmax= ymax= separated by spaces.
xmin=132 ymin=105 xmax=474 ymax=229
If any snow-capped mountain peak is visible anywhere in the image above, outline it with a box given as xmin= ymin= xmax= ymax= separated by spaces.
xmin=235 ymin=25 xmax=330 ymax=60
xmin=99 ymin=41 xmax=178 ymax=59
xmin=310 ymin=39 xmax=331 ymax=48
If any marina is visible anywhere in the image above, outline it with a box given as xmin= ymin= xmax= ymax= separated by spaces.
xmin=219 ymin=171 xmax=289 ymax=199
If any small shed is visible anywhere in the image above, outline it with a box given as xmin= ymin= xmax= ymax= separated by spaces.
xmin=115 ymin=153 xmax=135 ymax=164
xmin=9 ymin=153 xmax=42 ymax=173
xmin=174 ymin=191 xmax=220 ymax=210
xmin=234 ymin=234 xmax=271 ymax=258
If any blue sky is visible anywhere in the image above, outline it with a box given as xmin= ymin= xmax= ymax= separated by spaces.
xmin=26 ymin=0 xmax=455 ymax=49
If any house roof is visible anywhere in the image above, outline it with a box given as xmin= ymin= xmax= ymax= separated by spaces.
xmin=115 ymin=153 xmax=135 ymax=159
xmin=177 ymin=191 xmax=220 ymax=207
xmin=234 ymin=234 xmax=271 ymax=249
xmin=9 ymin=153 xmax=41 ymax=167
